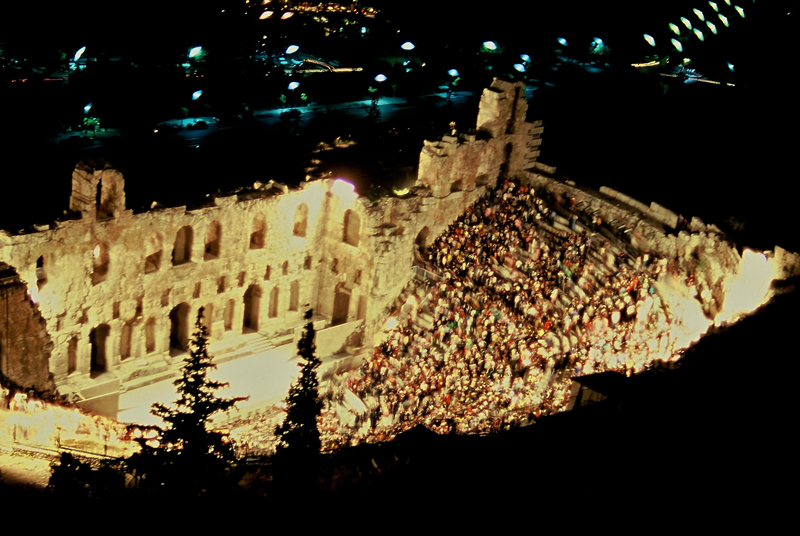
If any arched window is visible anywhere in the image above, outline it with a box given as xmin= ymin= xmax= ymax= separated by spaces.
xmin=250 ymin=214 xmax=266 ymax=249
xmin=204 ymin=221 xmax=221 ymax=260
xmin=68 ymin=337 xmax=78 ymax=374
xmin=36 ymin=255 xmax=47 ymax=290
xmin=90 ymin=324 xmax=111 ymax=378
xmin=145 ymin=318 xmax=157 ymax=354
xmin=172 ymin=226 xmax=193 ymax=265
xmin=169 ymin=303 xmax=191 ymax=355
xmin=243 ymin=285 xmax=262 ymax=332
xmin=120 ymin=321 xmax=133 ymax=360
xmin=343 ymin=209 xmax=360 ymax=247
xmin=91 ymin=243 xmax=110 ymax=285
xmin=293 ymin=203 xmax=308 ymax=237
xmin=269 ymin=287 xmax=279 ymax=318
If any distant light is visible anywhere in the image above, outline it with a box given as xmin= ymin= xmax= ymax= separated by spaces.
xmin=592 ymin=37 xmax=604 ymax=47
xmin=374 ymin=74 xmax=387 ymax=82
xmin=447 ymin=69 xmax=459 ymax=77
xmin=693 ymin=8 xmax=705 ymax=21
xmin=74 ymin=46 xmax=86 ymax=62
xmin=401 ymin=41 xmax=415 ymax=50
xmin=708 ymin=1 xmax=719 ymax=12
xmin=727 ymin=62 xmax=735 ymax=72
xmin=260 ymin=11 xmax=273 ymax=19
xmin=189 ymin=46 xmax=202 ymax=58
xmin=681 ymin=17 xmax=693 ymax=29
xmin=361 ymin=27 xmax=367 ymax=34
xmin=644 ymin=34 xmax=656 ymax=47
xmin=483 ymin=41 xmax=497 ymax=50
xmin=513 ymin=63 xmax=526 ymax=72
xmin=520 ymin=54 xmax=531 ymax=62
xmin=693 ymin=28 xmax=705 ymax=41
xmin=83 ymin=103 xmax=92 ymax=114
xmin=331 ymin=179 xmax=356 ymax=200
xmin=718 ymin=14 xmax=729 ymax=26
xmin=281 ymin=12 xmax=294 ymax=19
xmin=672 ymin=39 xmax=683 ymax=52
xmin=734 ymin=5 xmax=744 ymax=18
xmin=683 ymin=57 xmax=692 ymax=64
xmin=288 ymin=81 xmax=300 ymax=90
xmin=669 ymin=23 xmax=681 ymax=35
xmin=724 ymin=0 xmax=730 ymax=4
xmin=192 ymin=90 xmax=203 ymax=100
xmin=557 ymin=37 xmax=568 ymax=46
xmin=285 ymin=45 xmax=299 ymax=54
xmin=706 ymin=21 xmax=717 ymax=34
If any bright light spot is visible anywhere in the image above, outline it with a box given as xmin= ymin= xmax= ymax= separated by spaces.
xmin=670 ymin=23 xmax=681 ymax=35
xmin=393 ymin=187 xmax=409 ymax=196
xmin=483 ymin=41 xmax=497 ymax=50
xmin=74 ymin=46 xmax=86 ymax=62
xmin=93 ymin=244 xmax=101 ymax=258
xmin=401 ymin=41 xmax=415 ymax=50
xmin=192 ymin=90 xmax=203 ymax=100
xmin=189 ymin=46 xmax=202 ymax=58
xmin=281 ymin=11 xmax=294 ymax=19
xmin=285 ymin=45 xmax=299 ymax=54
xmin=520 ymin=54 xmax=531 ymax=62
xmin=693 ymin=8 xmax=705 ymax=21
xmin=715 ymin=250 xmax=778 ymax=326
xmin=83 ymin=103 xmax=92 ymax=114
xmin=693 ymin=28 xmax=705 ymax=41
xmin=288 ymin=81 xmax=300 ymax=90
xmin=260 ymin=10 xmax=273 ymax=19
xmin=557 ymin=37 xmax=568 ymax=46
xmin=706 ymin=21 xmax=718 ymax=34
xmin=331 ymin=179 xmax=357 ymax=202
xmin=727 ymin=62 xmax=735 ymax=72
xmin=644 ymin=34 xmax=656 ymax=46
xmin=592 ymin=37 xmax=604 ymax=47
xmin=681 ymin=17 xmax=693 ymax=29
xmin=709 ymin=1 xmax=719 ymax=12
xmin=447 ymin=69 xmax=459 ymax=77
xmin=672 ymin=39 xmax=683 ymax=52
xmin=384 ymin=316 xmax=398 ymax=332
xmin=374 ymin=74 xmax=387 ymax=82
xmin=718 ymin=13 xmax=729 ymax=26
xmin=513 ymin=63 xmax=526 ymax=72
xmin=684 ymin=57 xmax=692 ymax=64
xmin=724 ymin=0 xmax=730 ymax=4
xmin=735 ymin=5 xmax=744 ymax=18
xmin=361 ymin=27 xmax=367 ymax=34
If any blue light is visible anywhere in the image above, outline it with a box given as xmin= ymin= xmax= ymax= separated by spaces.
xmin=592 ymin=37 xmax=604 ymax=47
xmin=192 ymin=90 xmax=203 ymax=101
xmin=483 ymin=41 xmax=497 ymax=50
xmin=447 ymin=69 xmax=459 ymax=77
xmin=83 ymin=103 xmax=92 ymax=114
xmin=513 ymin=64 xmax=526 ymax=72
xmin=189 ymin=46 xmax=202 ymax=58
xmin=520 ymin=54 xmax=531 ymax=62
xmin=557 ymin=38 xmax=568 ymax=46
xmin=288 ymin=81 xmax=300 ymax=90
xmin=374 ymin=74 xmax=387 ymax=82
xmin=727 ymin=62 xmax=734 ymax=72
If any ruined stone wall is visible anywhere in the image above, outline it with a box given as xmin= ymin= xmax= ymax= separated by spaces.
xmin=0 ymin=78 xmax=540 ymax=399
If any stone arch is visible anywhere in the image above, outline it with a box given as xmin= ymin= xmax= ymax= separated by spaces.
xmin=250 ymin=214 xmax=266 ymax=249
xmin=415 ymin=226 xmax=430 ymax=253
xmin=289 ymin=280 xmax=300 ymax=311
xmin=36 ymin=255 xmax=47 ymax=290
xmin=120 ymin=321 xmax=133 ymax=360
xmin=332 ymin=285 xmax=351 ymax=326
xmin=343 ymin=209 xmax=360 ymax=247
xmin=243 ymin=285 xmax=262 ymax=332
xmin=269 ymin=286 xmax=279 ymax=318
xmin=204 ymin=221 xmax=222 ymax=260
xmin=68 ymin=336 xmax=78 ymax=374
xmin=89 ymin=324 xmax=111 ymax=378
xmin=145 ymin=317 xmax=157 ymax=353
xmin=91 ymin=242 xmax=110 ymax=285
xmin=293 ymin=203 xmax=309 ymax=237
xmin=172 ymin=226 xmax=193 ymax=265
xmin=224 ymin=299 xmax=234 ymax=331
xmin=169 ymin=303 xmax=191 ymax=355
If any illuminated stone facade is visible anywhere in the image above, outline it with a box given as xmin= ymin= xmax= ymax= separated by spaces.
xmin=0 ymin=79 xmax=535 ymax=403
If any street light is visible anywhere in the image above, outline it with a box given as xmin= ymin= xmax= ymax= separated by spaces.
xmin=286 ymin=45 xmax=299 ymax=54
xmin=483 ymin=41 xmax=497 ymax=50
xmin=189 ymin=46 xmax=202 ymax=58
xmin=401 ymin=41 xmax=415 ymax=51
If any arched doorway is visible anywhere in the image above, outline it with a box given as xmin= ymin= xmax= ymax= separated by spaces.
xmin=172 ymin=226 xmax=193 ymax=265
xmin=68 ymin=337 xmax=78 ymax=374
xmin=145 ymin=318 xmax=157 ymax=353
xmin=90 ymin=324 xmax=111 ymax=378
xmin=332 ymin=287 xmax=351 ymax=326
xmin=243 ymin=285 xmax=262 ymax=332
xmin=415 ymin=226 xmax=430 ymax=254
xmin=120 ymin=321 xmax=133 ymax=360
xmin=269 ymin=287 xmax=279 ymax=318
xmin=169 ymin=303 xmax=191 ymax=355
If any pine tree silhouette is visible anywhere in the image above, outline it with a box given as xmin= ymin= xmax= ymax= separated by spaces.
xmin=129 ymin=306 xmax=247 ymax=495
xmin=274 ymin=309 xmax=322 ymax=485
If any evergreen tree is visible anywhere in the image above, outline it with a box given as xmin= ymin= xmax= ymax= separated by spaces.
xmin=274 ymin=309 xmax=322 ymax=468
xmin=128 ymin=306 xmax=247 ymax=495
